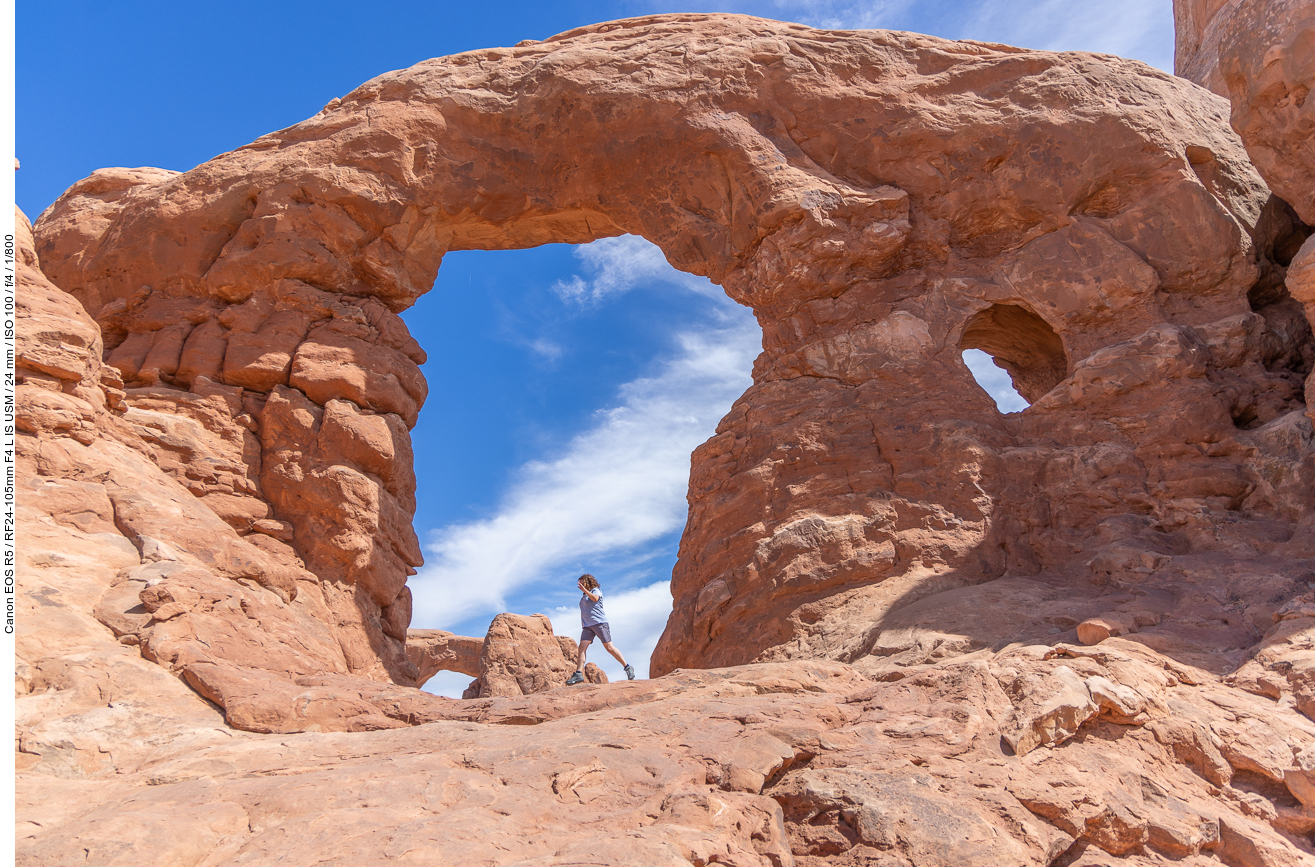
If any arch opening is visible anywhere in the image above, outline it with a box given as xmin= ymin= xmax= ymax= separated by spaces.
xmin=401 ymin=236 xmax=761 ymax=693
xmin=960 ymin=303 xmax=1068 ymax=406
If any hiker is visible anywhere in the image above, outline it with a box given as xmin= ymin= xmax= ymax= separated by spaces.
xmin=566 ymin=573 xmax=636 ymax=683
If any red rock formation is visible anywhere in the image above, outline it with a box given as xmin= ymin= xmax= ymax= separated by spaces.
xmin=17 ymin=11 xmax=1315 ymax=864
xmin=1173 ymin=0 xmax=1238 ymax=95
xmin=449 ymin=614 xmax=607 ymax=698
xmin=406 ymin=628 xmax=483 ymax=682
xmin=34 ymin=11 xmax=1314 ymax=688
xmin=471 ymin=614 xmax=575 ymax=697
xmin=1175 ymin=0 xmax=1315 ymax=225
xmin=1175 ymin=3 xmax=1315 ymax=761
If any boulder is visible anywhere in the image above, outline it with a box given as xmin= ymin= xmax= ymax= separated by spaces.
xmin=474 ymin=613 xmax=579 ymax=698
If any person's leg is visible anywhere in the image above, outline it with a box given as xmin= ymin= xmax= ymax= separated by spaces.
xmin=576 ymin=638 xmax=592 ymax=670
xmin=601 ymin=641 xmax=628 ymax=667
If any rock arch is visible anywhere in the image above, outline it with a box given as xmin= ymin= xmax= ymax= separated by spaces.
xmin=32 ymin=14 xmax=1313 ymax=694
xmin=960 ymin=303 xmax=1067 ymax=404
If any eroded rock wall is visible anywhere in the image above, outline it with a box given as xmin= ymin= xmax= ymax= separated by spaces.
xmin=33 ymin=13 xmax=1315 ymax=691
xmin=17 ymin=11 xmax=1315 ymax=863
xmin=1175 ymin=0 xmax=1315 ymax=225
xmin=1183 ymin=0 xmax=1315 ymax=447
xmin=15 ymin=204 xmax=455 ymax=736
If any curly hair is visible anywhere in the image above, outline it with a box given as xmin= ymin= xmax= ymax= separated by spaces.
xmin=578 ymin=573 xmax=600 ymax=591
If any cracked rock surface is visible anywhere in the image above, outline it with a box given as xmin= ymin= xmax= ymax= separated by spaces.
xmin=16 ymin=9 xmax=1315 ymax=865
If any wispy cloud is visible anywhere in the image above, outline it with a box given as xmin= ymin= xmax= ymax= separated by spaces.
xmin=409 ymin=277 xmax=760 ymax=631
xmin=953 ymin=0 xmax=1174 ymax=71
xmin=759 ymin=0 xmax=911 ymax=30
xmin=528 ymin=337 xmax=564 ymax=361
xmin=551 ymin=235 xmax=724 ymax=305
xmin=421 ymin=669 xmax=478 ymax=699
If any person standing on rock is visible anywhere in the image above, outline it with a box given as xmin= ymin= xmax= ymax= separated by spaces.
xmin=566 ymin=574 xmax=636 ymax=683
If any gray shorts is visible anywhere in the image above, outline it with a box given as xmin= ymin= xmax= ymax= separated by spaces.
xmin=580 ymin=623 xmax=612 ymax=644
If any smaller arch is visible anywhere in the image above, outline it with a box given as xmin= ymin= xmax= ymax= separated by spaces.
xmin=960 ymin=303 xmax=1067 ymax=404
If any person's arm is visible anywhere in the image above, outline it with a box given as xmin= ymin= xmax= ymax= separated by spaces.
xmin=584 ymin=588 xmax=601 ymax=601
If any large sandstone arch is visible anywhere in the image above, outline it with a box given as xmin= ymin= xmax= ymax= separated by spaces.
xmin=31 ymin=13 xmax=1314 ymax=697
xmin=20 ymin=9 xmax=1315 ymax=863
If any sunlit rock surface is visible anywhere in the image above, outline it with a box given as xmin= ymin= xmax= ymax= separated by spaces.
xmin=18 ymin=11 xmax=1315 ymax=864
xmin=1174 ymin=0 xmax=1315 ymax=224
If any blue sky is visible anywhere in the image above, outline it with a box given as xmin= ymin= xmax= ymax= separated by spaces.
xmin=17 ymin=0 xmax=1175 ymax=693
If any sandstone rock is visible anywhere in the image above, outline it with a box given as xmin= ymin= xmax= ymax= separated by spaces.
xmin=776 ymin=768 xmax=1047 ymax=865
xmin=30 ymin=12 xmax=1312 ymax=685
xmin=1000 ymin=663 xmax=1100 ymax=756
xmin=180 ymin=661 xmax=410 ymax=734
xmin=1177 ymin=0 xmax=1315 ymax=468
xmin=420 ymin=619 xmax=612 ymax=700
xmin=406 ymin=629 xmax=482 ymax=683
xmin=19 ymin=661 xmax=869 ymax=867
xmin=1219 ymin=815 xmax=1311 ymax=867
xmin=1191 ymin=0 xmax=1315 ymax=224
xmin=117 ymin=383 xmax=267 ymax=531
xmin=22 ymin=523 xmax=1315 ymax=865
xmin=1078 ymin=615 xmax=1137 ymax=645
xmin=1150 ymin=717 xmax=1234 ymax=787
xmin=15 ymin=206 xmax=111 ymax=449
xmin=16 ymin=10 xmax=1315 ymax=865
xmin=1173 ymin=0 xmax=1235 ymax=95
xmin=1084 ymin=674 xmax=1148 ymax=723
xmin=1288 ymin=235 xmax=1315 ymax=429
xmin=258 ymin=385 xmax=421 ymax=680
xmin=13 ymin=207 xmax=424 ymax=730
xmin=1287 ymin=741 xmax=1315 ymax=809
xmin=1218 ymin=716 xmax=1298 ymax=785
xmin=135 ymin=567 xmax=347 ymax=676
xmin=475 ymin=613 xmax=576 ymax=698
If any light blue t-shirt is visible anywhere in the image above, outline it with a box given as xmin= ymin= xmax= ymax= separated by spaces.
xmin=580 ymin=591 xmax=607 ymax=627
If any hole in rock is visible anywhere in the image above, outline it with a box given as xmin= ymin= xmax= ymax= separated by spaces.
xmin=398 ymin=237 xmax=760 ymax=694
xmin=959 ymin=303 xmax=1067 ymax=407
xmin=962 ymin=349 xmax=1029 ymax=412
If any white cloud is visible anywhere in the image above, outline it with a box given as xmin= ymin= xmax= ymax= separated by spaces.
xmin=548 ymin=581 xmax=674 ymax=681
xmin=409 ymin=304 xmax=760 ymax=631
xmin=529 ymin=337 xmax=563 ymax=361
xmin=962 ymin=348 xmax=1028 ymax=413
xmin=551 ymin=235 xmax=723 ymax=305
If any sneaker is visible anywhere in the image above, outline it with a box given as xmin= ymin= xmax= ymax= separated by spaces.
xmin=565 ymin=670 xmax=584 ymax=685
xmin=624 ymin=664 xmax=636 ymax=681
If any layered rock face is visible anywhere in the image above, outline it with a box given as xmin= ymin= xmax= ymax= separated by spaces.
xmin=18 ymin=10 xmax=1315 ymax=865
xmin=1180 ymin=0 xmax=1315 ymax=446
xmin=35 ymin=10 xmax=1315 ymax=683
xmin=1175 ymin=0 xmax=1315 ymax=223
